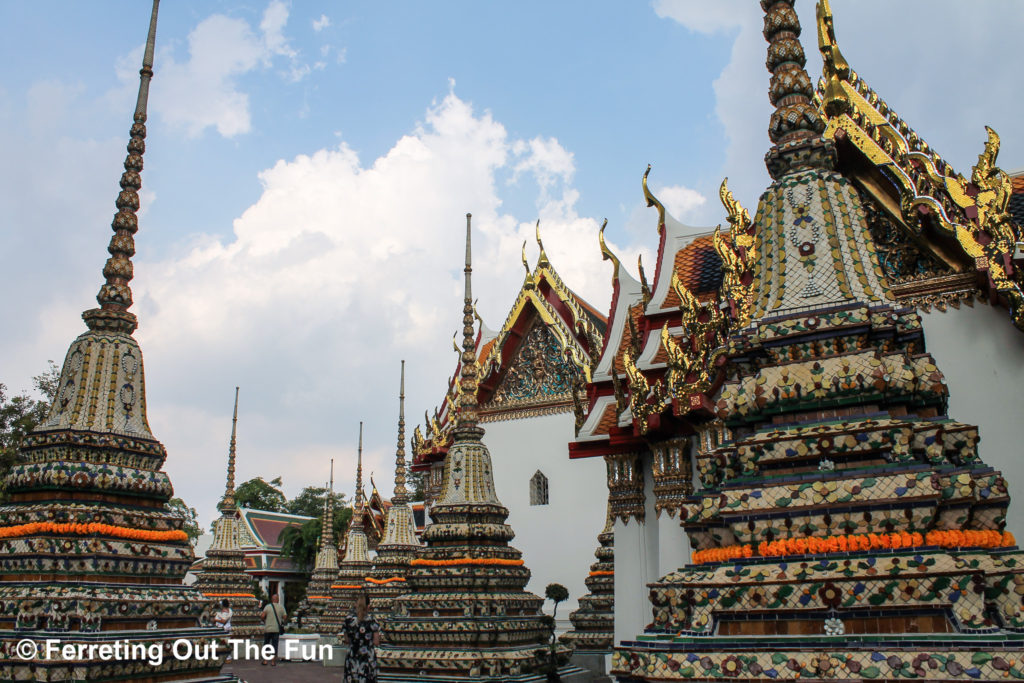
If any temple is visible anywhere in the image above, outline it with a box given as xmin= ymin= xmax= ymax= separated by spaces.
xmin=323 ymin=422 xmax=373 ymax=635
xmin=192 ymin=388 xmax=262 ymax=637
xmin=367 ymin=361 xmax=422 ymax=614
xmin=412 ymin=223 xmax=609 ymax=617
xmin=590 ymin=1 xmax=1024 ymax=680
xmin=0 ymin=2 xmax=229 ymax=680
xmin=378 ymin=215 xmax=569 ymax=680
xmin=302 ymin=459 xmax=339 ymax=632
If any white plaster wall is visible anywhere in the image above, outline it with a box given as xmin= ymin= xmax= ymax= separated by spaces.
xmin=483 ymin=411 xmax=608 ymax=615
xmin=920 ymin=303 xmax=1024 ymax=540
xmin=613 ymin=455 xmax=660 ymax=646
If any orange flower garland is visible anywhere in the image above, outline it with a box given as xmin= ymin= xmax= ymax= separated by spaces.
xmin=691 ymin=529 xmax=1016 ymax=565
xmin=202 ymin=593 xmax=255 ymax=598
xmin=364 ymin=576 xmax=406 ymax=585
xmin=0 ymin=521 xmax=188 ymax=542
xmin=410 ymin=557 xmax=525 ymax=567
xmin=588 ymin=570 xmax=615 ymax=577
xmin=307 ymin=595 xmax=333 ymax=599
xmin=330 ymin=584 xmax=364 ymax=590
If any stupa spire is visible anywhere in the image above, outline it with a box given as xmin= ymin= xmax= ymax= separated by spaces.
xmin=352 ymin=421 xmax=365 ymax=529
xmin=392 ymin=361 xmax=409 ymax=506
xmin=455 ymin=213 xmax=480 ymax=433
xmin=761 ymin=0 xmax=828 ymax=179
xmin=82 ymin=0 xmax=160 ymax=334
xmin=219 ymin=387 xmax=240 ymax=514
xmin=320 ymin=458 xmax=335 ymax=549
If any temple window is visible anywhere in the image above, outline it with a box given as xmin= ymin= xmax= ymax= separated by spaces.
xmin=530 ymin=470 xmax=549 ymax=506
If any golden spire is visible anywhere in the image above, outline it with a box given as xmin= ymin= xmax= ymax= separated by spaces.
xmin=392 ymin=360 xmax=409 ymax=506
xmin=319 ymin=458 xmax=335 ymax=549
xmin=454 ymin=213 xmax=481 ymax=435
xmin=82 ymin=0 xmax=160 ymax=334
xmin=218 ymin=387 xmax=240 ymax=514
xmin=535 ymin=220 xmax=550 ymax=268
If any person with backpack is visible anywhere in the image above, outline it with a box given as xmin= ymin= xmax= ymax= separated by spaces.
xmin=260 ymin=594 xmax=287 ymax=666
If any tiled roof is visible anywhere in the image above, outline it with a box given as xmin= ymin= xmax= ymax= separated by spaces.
xmin=238 ymin=509 xmax=314 ymax=550
xmin=672 ymin=235 xmax=724 ymax=302
xmin=1009 ymin=175 xmax=1024 ymax=229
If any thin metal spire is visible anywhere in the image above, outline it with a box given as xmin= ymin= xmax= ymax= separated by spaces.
xmin=455 ymin=213 xmax=481 ymax=432
xmin=219 ymin=386 xmax=239 ymax=514
xmin=393 ymin=361 xmax=409 ymax=505
xmin=319 ymin=459 xmax=335 ymax=549
xmin=83 ymin=0 xmax=161 ymax=334
xmin=351 ymin=421 xmax=365 ymax=531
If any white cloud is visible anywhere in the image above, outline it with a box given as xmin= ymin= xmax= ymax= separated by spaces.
xmin=654 ymin=184 xmax=706 ymax=221
xmin=312 ymin=14 xmax=331 ymax=32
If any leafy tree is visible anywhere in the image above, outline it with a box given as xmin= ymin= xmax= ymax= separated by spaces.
xmin=234 ymin=476 xmax=286 ymax=512
xmin=167 ymin=497 xmax=202 ymax=546
xmin=408 ymin=471 xmax=426 ymax=501
xmin=278 ymin=504 xmax=352 ymax=574
xmin=0 ymin=361 xmax=60 ymax=498
xmin=540 ymin=583 xmax=570 ymax=679
xmin=284 ymin=485 xmax=348 ymax=518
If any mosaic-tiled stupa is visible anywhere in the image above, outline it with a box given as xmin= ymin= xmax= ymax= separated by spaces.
xmin=367 ymin=361 xmax=422 ymax=616
xmin=0 ymin=2 xmax=229 ymax=680
xmin=378 ymin=215 xmax=568 ymax=681
xmin=612 ymin=1 xmax=1024 ymax=680
xmin=322 ymin=423 xmax=372 ymax=636
xmin=303 ymin=459 xmax=339 ymax=632
xmin=560 ymin=502 xmax=615 ymax=652
xmin=193 ymin=387 xmax=262 ymax=638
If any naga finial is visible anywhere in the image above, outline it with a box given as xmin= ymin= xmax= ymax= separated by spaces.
xmin=642 ymin=165 xmax=666 ymax=234
xmin=719 ymin=178 xmax=750 ymax=230
xmin=598 ymin=219 xmax=621 ymax=281
xmin=535 ymin=219 xmax=550 ymax=267
xmin=521 ymin=240 xmax=531 ymax=278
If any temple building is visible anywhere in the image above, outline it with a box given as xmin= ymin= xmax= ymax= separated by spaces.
xmin=323 ymin=423 xmax=373 ymax=636
xmin=379 ymin=215 xmax=570 ymax=680
xmin=192 ymin=388 xmax=262 ymax=638
xmin=302 ymin=459 xmax=339 ymax=632
xmin=561 ymin=1 xmax=1024 ymax=680
xmin=412 ymin=224 xmax=609 ymax=617
xmin=367 ymin=361 xmax=422 ymax=615
xmin=0 ymin=2 xmax=229 ymax=680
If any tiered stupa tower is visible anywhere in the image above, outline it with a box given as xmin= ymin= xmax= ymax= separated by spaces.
xmin=194 ymin=387 xmax=262 ymax=638
xmin=367 ymin=361 xmax=422 ymax=615
xmin=560 ymin=503 xmax=614 ymax=652
xmin=303 ymin=459 xmax=339 ymax=631
xmin=377 ymin=215 xmax=568 ymax=681
xmin=322 ymin=423 xmax=373 ymax=636
xmin=0 ymin=2 xmax=229 ymax=680
xmin=612 ymin=1 xmax=1024 ymax=680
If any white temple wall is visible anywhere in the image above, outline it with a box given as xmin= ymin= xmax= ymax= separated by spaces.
xmin=483 ymin=411 xmax=607 ymax=614
xmin=613 ymin=455 xmax=659 ymax=646
xmin=920 ymin=303 xmax=1024 ymax=539
xmin=656 ymin=511 xmax=690 ymax=578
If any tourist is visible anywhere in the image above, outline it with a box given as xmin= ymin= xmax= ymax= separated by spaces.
xmin=213 ymin=599 xmax=232 ymax=632
xmin=260 ymin=594 xmax=287 ymax=667
xmin=342 ymin=592 xmax=380 ymax=682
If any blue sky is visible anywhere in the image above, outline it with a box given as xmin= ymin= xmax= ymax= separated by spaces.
xmin=2 ymin=1 xmax=1022 ymax=527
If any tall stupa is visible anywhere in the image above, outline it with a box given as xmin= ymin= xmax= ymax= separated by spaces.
xmin=367 ymin=361 xmax=422 ymax=615
xmin=303 ymin=459 xmax=339 ymax=632
xmin=560 ymin=502 xmax=615 ymax=653
xmin=0 ymin=2 xmax=229 ymax=680
xmin=377 ymin=215 xmax=568 ymax=681
xmin=193 ymin=387 xmax=262 ymax=638
xmin=322 ymin=423 xmax=373 ymax=636
xmin=611 ymin=1 xmax=1024 ymax=680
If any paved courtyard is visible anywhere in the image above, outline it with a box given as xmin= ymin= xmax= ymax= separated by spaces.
xmin=222 ymin=659 xmax=343 ymax=682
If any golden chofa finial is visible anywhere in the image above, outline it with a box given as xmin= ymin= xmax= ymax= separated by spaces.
xmin=816 ymin=0 xmax=851 ymax=117
xmin=535 ymin=220 xmax=550 ymax=267
xmin=598 ymin=218 xmax=621 ymax=281
xmin=642 ymin=165 xmax=666 ymax=235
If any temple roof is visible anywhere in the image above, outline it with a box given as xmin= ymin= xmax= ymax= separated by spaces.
xmin=237 ymin=508 xmax=313 ymax=550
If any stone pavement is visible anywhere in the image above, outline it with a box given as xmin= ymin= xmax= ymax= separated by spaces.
xmin=221 ymin=659 xmax=343 ymax=682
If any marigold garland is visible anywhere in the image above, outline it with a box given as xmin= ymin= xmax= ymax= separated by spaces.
xmin=306 ymin=595 xmax=332 ymax=600
xmin=202 ymin=593 xmax=255 ymax=598
xmin=410 ymin=557 xmax=525 ymax=567
xmin=691 ymin=529 xmax=1016 ymax=565
xmin=364 ymin=576 xmax=406 ymax=584
xmin=588 ymin=570 xmax=615 ymax=577
xmin=330 ymin=585 xmax=364 ymax=590
xmin=0 ymin=521 xmax=188 ymax=542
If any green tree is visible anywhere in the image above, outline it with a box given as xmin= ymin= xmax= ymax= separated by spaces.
xmin=0 ymin=361 xmax=60 ymax=498
xmin=234 ymin=476 xmax=286 ymax=512
xmin=167 ymin=497 xmax=202 ymax=546
xmin=284 ymin=485 xmax=348 ymax=518
xmin=279 ymin=504 xmax=352 ymax=574
xmin=408 ymin=471 xmax=426 ymax=501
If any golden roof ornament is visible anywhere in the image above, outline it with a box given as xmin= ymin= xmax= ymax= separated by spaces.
xmin=642 ymin=165 xmax=666 ymax=234
xmin=535 ymin=219 xmax=550 ymax=268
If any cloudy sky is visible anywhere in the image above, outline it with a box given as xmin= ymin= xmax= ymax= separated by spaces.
xmin=2 ymin=1 xmax=1022 ymax=527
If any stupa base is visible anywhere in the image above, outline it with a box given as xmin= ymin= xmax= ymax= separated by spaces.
xmin=612 ymin=634 xmax=1024 ymax=681
xmin=380 ymin=664 xmax=589 ymax=682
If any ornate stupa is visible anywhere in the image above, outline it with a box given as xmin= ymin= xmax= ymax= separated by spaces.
xmin=611 ymin=1 xmax=1024 ymax=680
xmin=322 ymin=423 xmax=373 ymax=636
xmin=303 ymin=459 xmax=339 ymax=631
xmin=193 ymin=387 xmax=262 ymax=638
xmin=560 ymin=502 xmax=614 ymax=652
xmin=0 ymin=2 xmax=229 ymax=680
xmin=377 ymin=215 xmax=568 ymax=681
xmin=367 ymin=361 xmax=422 ymax=615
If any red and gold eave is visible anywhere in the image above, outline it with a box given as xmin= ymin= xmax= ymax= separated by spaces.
xmin=412 ymin=249 xmax=607 ymax=470
xmin=570 ymin=175 xmax=757 ymax=460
